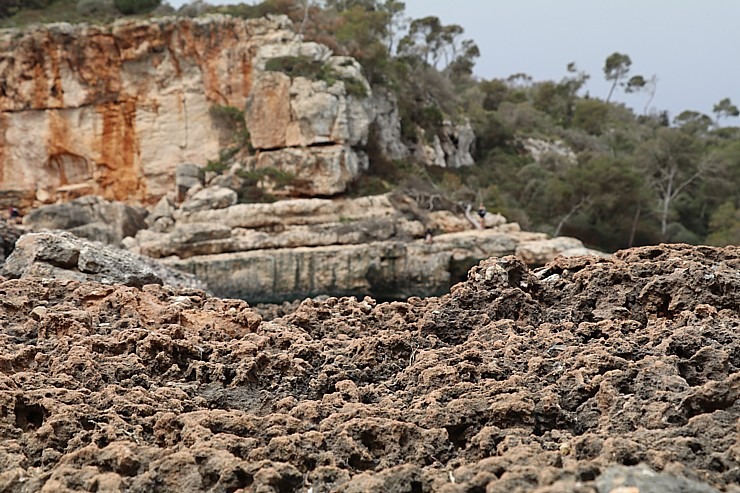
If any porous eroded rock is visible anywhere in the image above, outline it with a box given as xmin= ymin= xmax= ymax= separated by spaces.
xmin=0 ymin=244 xmax=737 ymax=492
xmin=0 ymin=15 xmax=303 ymax=203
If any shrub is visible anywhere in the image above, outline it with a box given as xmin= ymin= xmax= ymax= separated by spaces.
xmin=234 ymin=167 xmax=298 ymax=203
xmin=77 ymin=0 xmax=118 ymax=18
xmin=209 ymin=104 xmax=253 ymax=154
xmin=112 ymin=0 xmax=160 ymax=15
xmin=265 ymin=55 xmax=367 ymax=97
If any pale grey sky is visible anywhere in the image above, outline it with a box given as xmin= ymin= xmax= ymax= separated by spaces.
xmin=167 ymin=0 xmax=740 ymax=121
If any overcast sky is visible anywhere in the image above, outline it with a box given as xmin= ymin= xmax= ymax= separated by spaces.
xmin=166 ymin=0 xmax=740 ymax=122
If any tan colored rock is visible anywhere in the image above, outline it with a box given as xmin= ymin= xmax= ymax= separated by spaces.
xmin=175 ymin=194 xmax=395 ymax=227
xmin=245 ymin=42 xmax=374 ymax=184
xmin=515 ymin=236 xmax=589 ymax=265
xmin=180 ymin=186 xmax=237 ymax=213
xmin=0 ymin=15 xmax=297 ymax=203
xmin=253 ymin=145 xmax=365 ymax=196
xmin=137 ymin=216 xmax=424 ymax=259
xmin=244 ymin=72 xmax=292 ymax=150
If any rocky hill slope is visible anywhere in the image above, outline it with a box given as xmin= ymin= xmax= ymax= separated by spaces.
xmin=0 ymin=243 xmax=738 ymax=492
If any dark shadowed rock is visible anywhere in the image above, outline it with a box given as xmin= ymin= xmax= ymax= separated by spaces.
xmin=0 ymin=220 xmax=24 ymax=261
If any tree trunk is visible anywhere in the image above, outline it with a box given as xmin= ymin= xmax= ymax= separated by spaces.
xmin=606 ymin=79 xmax=618 ymax=103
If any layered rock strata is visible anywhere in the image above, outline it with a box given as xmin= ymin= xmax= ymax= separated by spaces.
xmin=128 ymin=193 xmax=599 ymax=302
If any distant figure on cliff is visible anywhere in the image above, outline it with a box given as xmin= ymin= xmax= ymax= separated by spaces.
xmin=425 ymin=227 xmax=434 ymax=244
xmin=477 ymin=203 xmax=487 ymax=229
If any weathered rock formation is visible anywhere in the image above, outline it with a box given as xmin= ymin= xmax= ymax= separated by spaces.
xmin=126 ymin=193 xmax=602 ymax=303
xmin=0 ymin=244 xmax=737 ymax=491
xmin=0 ymin=14 xmax=476 ymax=208
xmin=22 ymin=195 xmax=146 ymax=246
xmin=0 ymin=15 xmax=375 ymax=205
xmin=243 ymin=42 xmax=376 ymax=196
xmin=2 ymin=231 xmax=204 ymax=289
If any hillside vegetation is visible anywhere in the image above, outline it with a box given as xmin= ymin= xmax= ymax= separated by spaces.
xmin=4 ymin=0 xmax=739 ymax=253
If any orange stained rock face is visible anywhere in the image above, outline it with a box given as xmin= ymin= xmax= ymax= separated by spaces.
xmin=0 ymin=16 xmax=289 ymax=203
xmin=95 ymin=99 xmax=145 ymax=201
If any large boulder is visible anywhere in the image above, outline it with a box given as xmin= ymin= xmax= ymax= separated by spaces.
xmin=244 ymin=43 xmax=374 ymax=195
xmin=22 ymin=195 xmax=147 ymax=246
xmin=253 ymin=145 xmax=366 ymax=196
xmin=180 ymin=186 xmax=238 ymax=213
xmin=2 ymin=232 xmax=205 ymax=290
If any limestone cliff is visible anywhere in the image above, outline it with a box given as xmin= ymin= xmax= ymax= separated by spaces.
xmin=0 ymin=14 xmax=374 ymax=205
xmin=0 ymin=14 xmax=474 ymax=208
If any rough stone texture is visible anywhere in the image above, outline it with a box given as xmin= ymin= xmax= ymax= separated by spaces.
xmin=246 ymin=69 xmax=372 ymax=150
xmin=244 ymin=42 xmax=374 ymax=195
xmin=253 ymin=145 xmax=367 ymax=196
xmin=1 ymin=232 xmax=204 ymax=289
xmin=369 ymin=88 xmax=411 ymax=161
xmin=161 ymin=229 xmax=577 ymax=303
xmin=174 ymin=194 xmax=398 ymax=229
xmin=23 ymin=195 xmax=147 ymax=246
xmin=0 ymin=220 xmax=24 ymax=261
xmin=175 ymin=164 xmax=204 ymax=203
xmin=0 ymin=243 xmax=738 ymax=492
xmin=516 ymin=237 xmax=610 ymax=266
xmin=415 ymin=120 xmax=476 ymax=169
xmin=0 ymin=15 xmax=302 ymax=203
xmin=146 ymin=195 xmax=177 ymax=233
xmin=136 ymin=216 xmax=425 ymax=259
xmin=128 ymin=193 xmax=597 ymax=302
xmin=180 ymin=186 xmax=238 ymax=213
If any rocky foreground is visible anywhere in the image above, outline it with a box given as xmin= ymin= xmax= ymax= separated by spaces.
xmin=0 ymin=243 xmax=739 ymax=492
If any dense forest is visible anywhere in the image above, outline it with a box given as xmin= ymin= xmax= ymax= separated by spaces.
xmin=3 ymin=0 xmax=739 ymax=252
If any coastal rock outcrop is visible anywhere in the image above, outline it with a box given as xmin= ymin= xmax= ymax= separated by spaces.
xmin=0 ymin=15 xmax=374 ymax=204
xmin=126 ymin=193 xmax=601 ymax=303
xmin=244 ymin=45 xmax=373 ymax=195
xmin=2 ymin=231 xmax=204 ymax=289
xmin=0 ymin=244 xmax=737 ymax=492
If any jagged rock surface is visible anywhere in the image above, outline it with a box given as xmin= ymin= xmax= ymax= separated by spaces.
xmin=1 ymin=232 xmax=204 ymax=290
xmin=0 ymin=244 xmax=738 ymax=492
